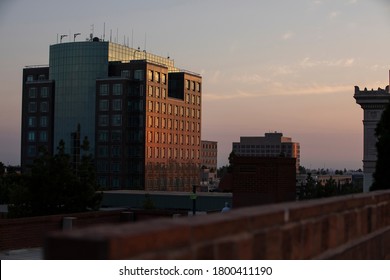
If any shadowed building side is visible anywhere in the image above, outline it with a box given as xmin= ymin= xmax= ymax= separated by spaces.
xmin=354 ymin=82 xmax=390 ymax=192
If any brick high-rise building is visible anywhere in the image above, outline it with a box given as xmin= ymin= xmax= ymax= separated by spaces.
xmin=21 ymin=37 xmax=202 ymax=191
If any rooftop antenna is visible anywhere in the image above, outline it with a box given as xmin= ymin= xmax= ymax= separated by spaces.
xmin=60 ymin=34 xmax=68 ymax=43
xmin=103 ymin=22 xmax=106 ymax=41
xmin=116 ymin=28 xmax=118 ymax=43
xmin=110 ymin=29 xmax=112 ymax=42
xmin=131 ymin=29 xmax=134 ymax=48
xmin=74 ymin=33 xmax=81 ymax=42
xmin=144 ymin=32 xmax=147 ymax=51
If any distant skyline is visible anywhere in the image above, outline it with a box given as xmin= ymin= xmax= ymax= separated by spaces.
xmin=0 ymin=0 xmax=389 ymax=169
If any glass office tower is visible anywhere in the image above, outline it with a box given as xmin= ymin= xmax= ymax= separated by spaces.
xmin=49 ymin=41 xmax=109 ymax=153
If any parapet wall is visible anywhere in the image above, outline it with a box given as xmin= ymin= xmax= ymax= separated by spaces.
xmin=45 ymin=190 xmax=390 ymax=259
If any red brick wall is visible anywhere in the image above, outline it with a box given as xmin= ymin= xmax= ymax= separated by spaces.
xmin=231 ymin=157 xmax=296 ymax=207
xmin=44 ymin=190 xmax=390 ymax=259
xmin=0 ymin=209 xmax=187 ymax=251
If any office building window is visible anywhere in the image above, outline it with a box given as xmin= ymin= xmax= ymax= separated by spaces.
xmin=112 ymin=99 xmax=122 ymax=111
xmin=99 ymin=100 xmax=109 ymax=111
xmin=196 ymin=82 xmax=201 ymax=92
xmin=29 ymin=88 xmax=37 ymax=98
xmin=148 ymin=85 xmax=153 ymax=97
xmin=97 ymin=146 xmax=109 ymax=157
xmin=99 ymin=115 xmax=109 ymax=126
xmin=39 ymin=131 xmax=47 ymax=142
xmin=112 ymin=146 xmax=121 ymax=157
xmin=100 ymin=84 xmax=108 ymax=95
xmin=27 ymin=75 xmax=34 ymax=82
xmin=121 ymin=70 xmax=130 ymax=78
xmin=98 ymin=131 xmax=109 ymax=142
xmin=28 ymin=117 xmax=36 ymax=127
xmin=40 ymin=102 xmax=48 ymax=112
xmin=134 ymin=70 xmax=144 ymax=80
xmin=156 ymin=87 xmax=160 ymax=98
xmin=40 ymin=87 xmax=48 ymax=98
xmin=162 ymin=88 xmax=166 ymax=99
xmin=113 ymin=84 xmax=122 ymax=95
xmin=40 ymin=116 xmax=47 ymax=127
xmin=162 ymin=74 xmax=166 ymax=84
xmin=112 ymin=115 xmax=122 ymax=126
xmin=112 ymin=130 xmax=121 ymax=141
xmin=112 ymin=177 xmax=120 ymax=188
xmin=28 ymin=131 xmax=35 ymax=142
xmin=28 ymin=102 xmax=37 ymax=113
xmin=148 ymin=70 xmax=153 ymax=81
xmin=27 ymin=145 xmax=36 ymax=156
xmin=154 ymin=71 xmax=160 ymax=83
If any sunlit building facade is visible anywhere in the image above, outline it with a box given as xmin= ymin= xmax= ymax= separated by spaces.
xmin=21 ymin=38 xmax=202 ymax=191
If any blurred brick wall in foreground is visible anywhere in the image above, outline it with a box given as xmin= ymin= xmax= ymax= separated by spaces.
xmin=45 ymin=190 xmax=390 ymax=259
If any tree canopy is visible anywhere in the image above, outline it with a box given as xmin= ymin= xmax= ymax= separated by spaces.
xmin=6 ymin=139 xmax=102 ymax=218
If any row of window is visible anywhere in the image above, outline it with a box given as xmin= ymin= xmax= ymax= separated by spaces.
xmin=147 ymin=116 xmax=201 ymax=132
xmin=202 ymin=144 xmax=217 ymax=150
xmin=26 ymin=74 xmax=46 ymax=82
xmin=98 ymin=115 xmax=122 ymax=126
xmin=28 ymin=87 xmax=49 ymax=98
xmin=147 ymin=101 xmax=201 ymax=118
xmin=99 ymin=84 xmax=123 ymax=95
xmin=28 ymin=102 xmax=49 ymax=113
xmin=121 ymin=69 xmax=144 ymax=81
xmin=147 ymin=131 xmax=200 ymax=146
xmin=147 ymin=147 xmax=200 ymax=160
xmin=98 ymin=143 xmax=144 ymax=157
xmin=27 ymin=131 xmax=48 ymax=142
xmin=148 ymin=70 xmax=167 ymax=84
xmin=185 ymin=79 xmax=201 ymax=92
xmin=202 ymin=152 xmax=217 ymax=157
xmin=28 ymin=116 xmax=48 ymax=127
xmin=234 ymin=144 xmax=295 ymax=150
xmin=99 ymin=99 xmax=122 ymax=111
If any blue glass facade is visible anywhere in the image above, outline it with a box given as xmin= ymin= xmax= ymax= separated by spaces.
xmin=49 ymin=41 xmax=109 ymax=153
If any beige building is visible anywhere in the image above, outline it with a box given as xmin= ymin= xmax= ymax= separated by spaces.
xmin=232 ymin=132 xmax=300 ymax=172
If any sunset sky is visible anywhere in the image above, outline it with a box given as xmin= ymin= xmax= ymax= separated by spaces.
xmin=0 ymin=0 xmax=389 ymax=169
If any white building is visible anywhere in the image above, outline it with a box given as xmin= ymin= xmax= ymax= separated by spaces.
xmin=354 ymin=82 xmax=390 ymax=192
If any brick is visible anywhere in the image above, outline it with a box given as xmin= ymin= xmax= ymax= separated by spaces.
xmin=253 ymin=228 xmax=283 ymax=259
xmin=324 ymin=213 xmax=345 ymax=249
xmin=194 ymin=243 xmax=215 ymax=259
xmin=301 ymin=219 xmax=323 ymax=258
xmin=281 ymin=223 xmax=303 ymax=259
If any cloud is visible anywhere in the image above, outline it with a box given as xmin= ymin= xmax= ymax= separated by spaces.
xmin=232 ymin=73 xmax=270 ymax=84
xmin=300 ymin=57 xmax=355 ymax=68
xmin=329 ymin=11 xmax=341 ymax=19
xmin=281 ymin=32 xmax=294 ymax=40
xmin=203 ymin=83 xmax=353 ymax=101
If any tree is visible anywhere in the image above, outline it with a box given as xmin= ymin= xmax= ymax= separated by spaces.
xmin=8 ymin=140 xmax=102 ymax=217
xmin=0 ymin=161 xmax=5 ymax=176
xmin=371 ymin=103 xmax=390 ymax=190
